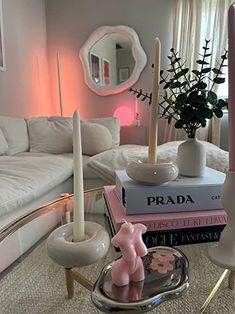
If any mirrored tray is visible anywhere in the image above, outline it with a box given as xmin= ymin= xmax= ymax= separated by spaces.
xmin=91 ymin=246 xmax=189 ymax=313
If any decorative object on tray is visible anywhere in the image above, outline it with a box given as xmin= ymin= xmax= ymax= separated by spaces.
xmin=130 ymin=39 xmax=228 ymax=177
xmin=126 ymin=38 xmax=179 ymax=185
xmin=110 ymin=221 xmax=148 ymax=286
xmin=200 ymin=4 xmax=235 ymax=313
xmin=91 ymin=246 xmax=189 ymax=313
xmin=47 ymin=111 xmax=110 ymax=298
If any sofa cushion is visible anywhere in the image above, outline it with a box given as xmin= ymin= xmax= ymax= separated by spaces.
xmin=27 ymin=117 xmax=73 ymax=154
xmin=0 ymin=116 xmax=29 ymax=155
xmin=86 ymin=117 xmax=120 ymax=148
xmin=81 ymin=122 xmax=112 ymax=156
xmin=0 ymin=129 xmax=8 ymax=155
xmin=0 ymin=155 xmax=73 ymax=217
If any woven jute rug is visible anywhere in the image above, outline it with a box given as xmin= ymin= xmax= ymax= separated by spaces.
xmin=0 ymin=241 xmax=235 ymax=314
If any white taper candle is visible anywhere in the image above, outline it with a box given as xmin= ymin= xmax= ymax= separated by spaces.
xmin=56 ymin=52 xmax=63 ymax=117
xmin=135 ymin=98 xmax=138 ymax=115
xmin=148 ymin=38 xmax=161 ymax=164
xmin=73 ymin=111 xmax=85 ymax=242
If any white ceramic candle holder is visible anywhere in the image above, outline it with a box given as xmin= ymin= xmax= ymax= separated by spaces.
xmin=209 ymin=170 xmax=235 ymax=269
xmin=47 ymin=221 xmax=110 ymax=268
xmin=126 ymin=159 xmax=179 ymax=185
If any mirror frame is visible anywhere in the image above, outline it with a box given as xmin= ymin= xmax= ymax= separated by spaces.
xmin=79 ymin=25 xmax=147 ymax=96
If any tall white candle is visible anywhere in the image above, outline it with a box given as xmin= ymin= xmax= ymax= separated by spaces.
xmin=135 ymin=98 xmax=138 ymax=115
xmin=228 ymin=4 xmax=235 ymax=171
xmin=148 ymin=38 xmax=161 ymax=164
xmin=56 ymin=52 xmax=63 ymax=117
xmin=73 ymin=111 xmax=85 ymax=242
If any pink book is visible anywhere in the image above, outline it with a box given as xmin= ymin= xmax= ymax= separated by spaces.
xmin=103 ymin=186 xmax=227 ymax=233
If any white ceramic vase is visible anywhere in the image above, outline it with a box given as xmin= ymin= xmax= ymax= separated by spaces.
xmin=177 ymin=138 xmax=206 ymax=177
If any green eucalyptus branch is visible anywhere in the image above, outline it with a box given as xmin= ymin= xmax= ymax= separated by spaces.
xmin=129 ymin=39 xmax=228 ymax=139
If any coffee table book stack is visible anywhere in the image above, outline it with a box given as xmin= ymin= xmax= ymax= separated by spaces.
xmin=103 ymin=167 xmax=227 ymax=247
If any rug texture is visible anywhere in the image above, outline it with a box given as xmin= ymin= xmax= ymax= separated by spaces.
xmin=0 ymin=241 xmax=235 ymax=314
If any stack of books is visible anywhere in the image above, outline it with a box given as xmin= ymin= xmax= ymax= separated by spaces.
xmin=103 ymin=167 xmax=227 ymax=247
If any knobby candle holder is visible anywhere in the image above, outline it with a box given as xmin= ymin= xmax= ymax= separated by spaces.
xmin=126 ymin=158 xmax=179 ymax=185
xmin=47 ymin=111 xmax=110 ymax=298
xmin=47 ymin=221 xmax=110 ymax=298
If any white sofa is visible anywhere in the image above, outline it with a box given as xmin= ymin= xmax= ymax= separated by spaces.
xmin=0 ymin=114 xmax=229 ymax=273
xmin=0 ymin=114 xmax=121 ymax=273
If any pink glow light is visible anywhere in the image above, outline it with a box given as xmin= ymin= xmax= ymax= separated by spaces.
xmin=113 ymin=106 xmax=134 ymax=126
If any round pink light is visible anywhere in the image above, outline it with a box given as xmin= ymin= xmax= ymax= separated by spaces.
xmin=113 ymin=106 xmax=134 ymax=126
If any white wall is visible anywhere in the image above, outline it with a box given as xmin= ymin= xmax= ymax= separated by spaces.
xmin=0 ymin=0 xmax=174 ymax=143
xmin=0 ymin=0 xmax=51 ymax=118
xmin=45 ymin=0 xmax=174 ymax=143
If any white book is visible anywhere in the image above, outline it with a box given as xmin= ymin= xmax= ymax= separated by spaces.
xmin=115 ymin=167 xmax=225 ymax=215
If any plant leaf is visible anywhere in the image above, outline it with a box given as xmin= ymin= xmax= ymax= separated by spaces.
xmin=192 ymin=70 xmax=200 ymax=76
xmin=213 ymin=77 xmax=225 ymax=84
xmin=195 ymin=82 xmax=207 ymax=90
xmin=171 ymin=81 xmax=181 ymax=89
xmin=207 ymin=91 xmax=217 ymax=105
xmin=163 ymin=82 xmax=171 ymax=89
xmin=201 ymin=67 xmax=211 ymax=73
xmin=176 ymin=93 xmax=187 ymax=105
xmin=217 ymin=98 xmax=227 ymax=108
xmin=187 ymin=91 xmax=198 ymax=103
xmin=214 ymin=108 xmax=223 ymax=118
xmin=212 ymin=68 xmax=223 ymax=75
xmin=175 ymin=119 xmax=184 ymax=128
xmin=196 ymin=107 xmax=211 ymax=119
xmin=196 ymin=95 xmax=207 ymax=105
xmin=180 ymin=107 xmax=195 ymax=121
xmin=196 ymin=60 xmax=209 ymax=65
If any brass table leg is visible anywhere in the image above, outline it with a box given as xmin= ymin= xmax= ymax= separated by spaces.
xmin=200 ymin=269 xmax=229 ymax=314
xmin=65 ymin=268 xmax=74 ymax=299
xmin=228 ymin=270 xmax=235 ymax=289
xmin=64 ymin=268 xmax=93 ymax=298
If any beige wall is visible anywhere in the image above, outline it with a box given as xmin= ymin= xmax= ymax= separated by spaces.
xmin=45 ymin=0 xmax=174 ymax=143
xmin=0 ymin=0 xmax=174 ymax=143
xmin=0 ymin=0 xmax=51 ymax=118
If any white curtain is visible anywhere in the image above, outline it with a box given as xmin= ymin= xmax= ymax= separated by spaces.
xmin=163 ymin=0 xmax=232 ymax=145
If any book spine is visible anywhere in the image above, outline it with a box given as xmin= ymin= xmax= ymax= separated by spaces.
xmin=103 ymin=189 xmax=227 ymax=232
xmin=115 ymin=183 xmax=222 ymax=215
xmin=106 ymin=212 xmax=225 ymax=249
xmin=116 ymin=214 xmax=227 ymax=232
xmin=142 ymin=225 xmax=225 ymax=247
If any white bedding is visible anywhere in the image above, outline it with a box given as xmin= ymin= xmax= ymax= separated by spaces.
xmin=0 ymin=155 xmax=73 ymax=217
xmin=86 ymin=141 xmax=228 ymax=184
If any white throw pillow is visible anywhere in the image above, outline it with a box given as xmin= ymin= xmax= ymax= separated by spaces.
xmin=0 ymin=129 xmax=8 ymax=155
xmin=86 ymin=117 xmax=120 ymax=148
xmin=27 ymin=117 xmax=73 ymax=153
xmin=0 ymin=116 xmax=29 ymax=155
xmin=81 ymin=122 xmax=112 ymax=156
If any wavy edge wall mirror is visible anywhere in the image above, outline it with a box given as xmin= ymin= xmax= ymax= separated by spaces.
xmin=79 ymin=25 xmax=147 ymax=96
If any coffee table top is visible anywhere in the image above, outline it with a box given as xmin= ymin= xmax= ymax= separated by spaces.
xmin=0 ymin=188 xmax=235 ymax=314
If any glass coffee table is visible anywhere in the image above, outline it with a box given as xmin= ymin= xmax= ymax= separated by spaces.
xmin=0 ymin=188 xmax=235 ymax=314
